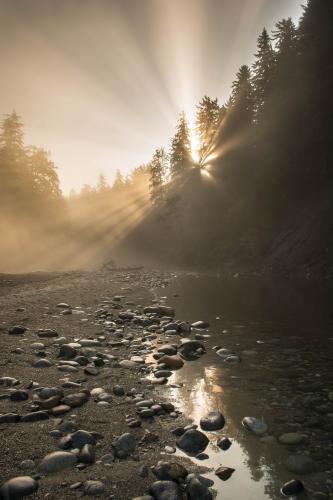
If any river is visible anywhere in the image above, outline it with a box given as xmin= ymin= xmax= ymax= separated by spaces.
xmin=153 ymin=273 xmax=333 ymax=500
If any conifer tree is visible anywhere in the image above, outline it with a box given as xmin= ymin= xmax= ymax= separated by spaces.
xmin=149 ymin=148 xmax=168 ymax=205
xmin=252 ymin=28 xmax=276 ymax=117
xmin=170 ymin=112 xmax=192 ymax=179
xmin=195 ymin=96 xmax=221 ymax=162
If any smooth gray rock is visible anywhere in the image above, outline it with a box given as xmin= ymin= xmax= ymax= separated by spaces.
xmin=38 ymin=451 xmax=77 ymax=473
xmin=152 ymin=461 xmax=188 ymax=482
xmin=242 ymin=417 xmax=267 ymax=435
xmin=83 ymin=480 xmax=105 ymax=496
xmin=0 ymin=476 xmax=38 ymax=499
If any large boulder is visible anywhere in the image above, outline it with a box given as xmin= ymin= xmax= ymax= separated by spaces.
xmin=38 ymin=451 xmax=77 ymax=473
xmin=112 ymin=433 xmax=136 ymax=458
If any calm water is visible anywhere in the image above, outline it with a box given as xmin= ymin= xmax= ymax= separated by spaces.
xmin=153 ymin=273 xmax=333 ymax=500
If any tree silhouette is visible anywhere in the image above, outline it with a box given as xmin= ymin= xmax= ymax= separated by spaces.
xmin=170 ymin=111 xmax=192 ymax=179
xmin=149 ymin=147 xmax=168 ymax=205
xmin=195 ymin=96 xmax=222 ymax=163
xmin=252 ymin=28 xmax=275 ymax=118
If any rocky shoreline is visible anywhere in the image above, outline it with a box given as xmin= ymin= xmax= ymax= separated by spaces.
xmin=0 ymin=269 xmax=333 ymax=499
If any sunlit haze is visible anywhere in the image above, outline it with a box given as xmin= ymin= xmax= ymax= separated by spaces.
xmin=0 ymin=0 xmax=303 ymax=193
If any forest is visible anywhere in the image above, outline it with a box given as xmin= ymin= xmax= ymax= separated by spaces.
xmin=1 ymin=0 xmax=332 ymax=276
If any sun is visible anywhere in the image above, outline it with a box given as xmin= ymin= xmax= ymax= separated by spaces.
xmin=188 ymin=118 xmax=200 ymax=164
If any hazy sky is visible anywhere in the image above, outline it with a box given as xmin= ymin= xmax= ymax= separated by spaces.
xmin=0 ymin=0 xmax=303 ymax=193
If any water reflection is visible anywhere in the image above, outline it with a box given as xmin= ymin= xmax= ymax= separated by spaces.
xmin=155 ymin=274 xmax=333 ymax=499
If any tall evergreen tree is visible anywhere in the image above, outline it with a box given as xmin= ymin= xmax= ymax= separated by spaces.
xmin=231 ymin=65 xmax=254 ymax=125
xmin=272 ymin=18 xmax=297 ymax=58
xmin=113 ymin=168 xmax=124 ymax=189
xmin=170 ymin=112 xmax=192 ymax=179
xmin=252 ymin=28 xmax=276 ymax=117
xmin=149 ymin=148 xmax=168 ymax=205
xmin=195 ymin=96 xmax=221 ymax=163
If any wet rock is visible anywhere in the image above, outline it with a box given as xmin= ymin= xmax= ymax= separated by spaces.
xmin=8 ymin=325 xmax=27 ymax=335
xmin=0 ymin=476 xmax=38 ymax=499
xmin=154 ymin=370 xmax=172 ymax=379
xmin=285 ymin=455 xmax=317 ymax=474
xmin=38 ymin=451 xmax=77 ymax=473
xmin=191 ymin=321 xmax=209 ymax=329
xmin=281 ymin=479 xmax=304 ymax=496
xmin=149 ymin=480 xmax=182 ymax=500
xmin=152 ymin=461 xmax=188 ymax=482
xmin=158 ymin=355 xmax=184 ymax=370
xmin=83 ymin=480 xmax=105 ymax=496
xmin=57 ymin=302 xmax=71 ymax=308
xmin=157 ymin=345 xmax=177 ymax=356
xmin=178 ymin=339 xmax=205 ymax=361
xmin=279 ymin=433 xmax=305 ymax=445
xmin=112 ymin=432 xmax=136 ymax=458
xmin=200 ymin=411 xmax=225 ymax=431
xmin=217 ymin=437 xmax=232 ymax=450
xmin=176 ymin=429 xmax=209 ymax=456
xmin=215 ymin=466 xmax=235 ymax=481
xmin=242 ymin=417 xmax=267 ymax=435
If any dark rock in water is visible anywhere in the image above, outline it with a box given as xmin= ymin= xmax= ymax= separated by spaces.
xmin=8 ymin=325 xmax=27 ymax=335
xmin=113 ymin=385 xmax=125 ymax=396
xmin=21 ymin=411 xmax=49 ymax=423
xmin=10 ymin=390 xmax=29 ymax=402
xmin=281 ymin=479 xmax=304 ymax=496
xmin=217 ymin=437 xmax=232 ymax=450
xmin=285 ymin=455 xmax=317 ymax=474
xmin=185 ymin=474 xmax=213 ymax=500
xmin=171 ymin=427 xmax=185 ymax=437
xmin=157 ymin=344 xmax=177 ymax=356
xmin=215 ymin=466 xmax=235 ymax=481
xmin=176 ymin=429 xmax=209 ymax=456
xmin=154 ymin=370 xmax=172 ymax=379
xmin=178 ymin=339 xmax=205 ymax=361
xmin=191 ymin=321 xmax=209 ymax=329
xmin=0 ymin=413 xmax=21 ymax=424
xmin=242 ymin=416 xmax=267 ymax=435
xmin=149 ymin=481 xmax=182 ymax=500
xmin=38 ymin=451 xmax=77 ymax=473
xmin=152 ymin=461 xmax=188 ymax=482
xmin=0 ymin=476 xmax=38 ymax=499
xmin=78 ymin=444 xmax=95 ymax=464
xmin=196 ymin=453 xmax=209 ymax=460
xmin=200 ymin=411 xmax=225 ymax=431
xmin=112 ymin=432 xmax=136 ymax=458
xmin=158 ymin=355 xmax=184 ymax=370
xmin=62 ymin=392 xmax=89 ymax=408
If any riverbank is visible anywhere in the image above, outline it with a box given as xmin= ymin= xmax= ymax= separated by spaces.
xmin=1 ymin=270 xmax=333 ymax=499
